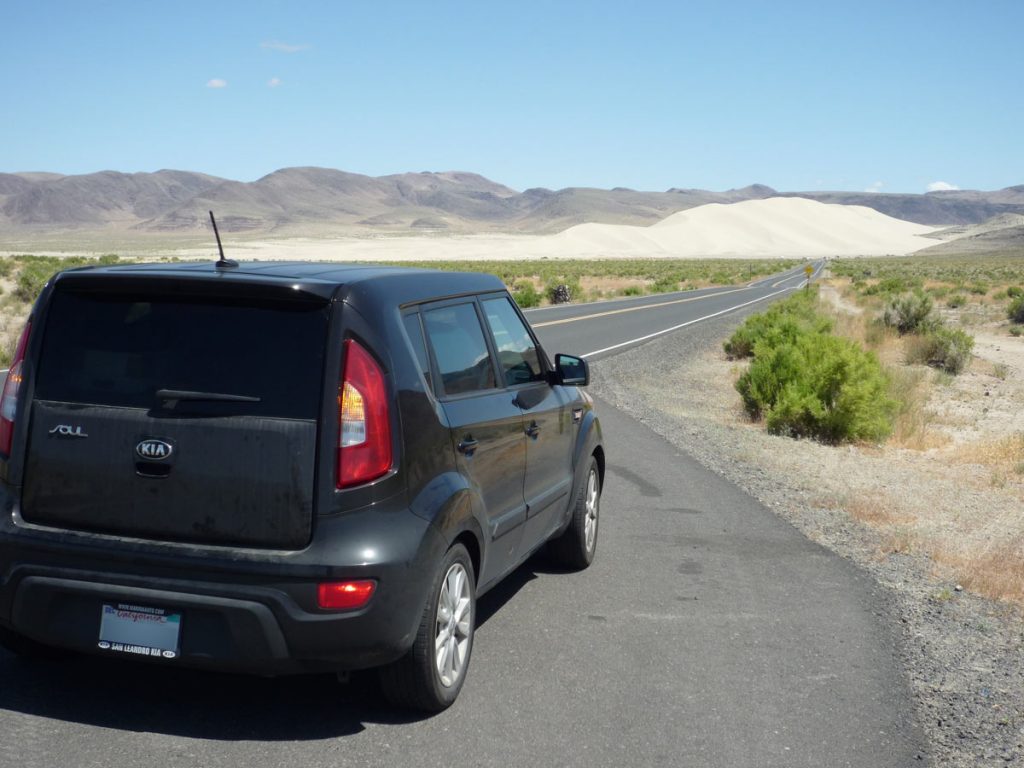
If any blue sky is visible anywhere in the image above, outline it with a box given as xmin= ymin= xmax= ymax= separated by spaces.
xmin=2 ymin=1 xmax=1022 ymax=193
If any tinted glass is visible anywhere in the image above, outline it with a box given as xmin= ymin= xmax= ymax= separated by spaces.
xmin=482 ymin=297 xmax=544 ymax=386
xmin=402 ymin=312 xmax=432 ymax=391
xmin=422 ymin=303 xmax=496 ymax=396
xmin=35 ymin=288 xmax=329 ymax=419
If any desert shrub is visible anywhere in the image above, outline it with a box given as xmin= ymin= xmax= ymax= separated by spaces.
xmin=724 ymin=289 xmax=831 ymax=359
xmin=15 ymin=261 xmax=59 ymax=303
xmin=736 ymin=332 xmax=895 ymax=443
xmin=882 ymin=292 xmax=936 ymax=335
xmin=1010 ymin=326 xmax=1023 ymax=337
xmin=1009 ymin=296 xmax=1024 ymax=324
xmin=511 ymin=280 xmax=541 ymax=308
xmin=1007 ymin=286 xmax=1023 ymax=299
xmin=620 ymin=286 xmax=644 ymax=297
xmin=905 ymin=326 xmax=974 ymax=374
xmin=650 ymin=275 xmax=680 ymax=293
xmin=863 ymin=276 xmax=919 ymax=296
xmin=967 ymin=282 xmax=989 ymax=296
xmin=946 ymin=294 xmax=967 ymax=309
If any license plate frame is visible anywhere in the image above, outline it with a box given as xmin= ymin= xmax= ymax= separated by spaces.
xmin=98 ymin=603 xmax=182 ymax=660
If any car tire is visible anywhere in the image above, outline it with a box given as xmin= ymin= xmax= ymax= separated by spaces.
xmin=379 ymin=543 xmax=476 ymax=712
xmin=549 ymin=456 xmax=601 ymax=570
xmin=0 ymin=625 xmax=66 ymax=661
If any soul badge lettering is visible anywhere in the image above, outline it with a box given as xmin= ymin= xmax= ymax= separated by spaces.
xmin=136 ymin=439 xmax=173 ymax=461
xmin=49 ymin=424 xmax=88 ymax=438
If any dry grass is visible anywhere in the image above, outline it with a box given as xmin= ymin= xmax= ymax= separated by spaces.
xmin=845 ymin=494 xmax=914 ymax=527
xmin=952 ymin=434 xmax=1024 ymax=474
xmin=887 ymin=368 xmax=950 ymax=450
xmin=934 ymin=543 xmax=1024 ymax=604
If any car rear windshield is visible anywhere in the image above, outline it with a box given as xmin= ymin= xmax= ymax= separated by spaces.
xmin=34 ymin=286 xmax=330 ymax=420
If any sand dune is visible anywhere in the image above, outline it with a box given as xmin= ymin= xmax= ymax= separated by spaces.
xmin=556 ymin=198 xmax=938 ymax=258
xmin=177 ymin=197 xmax=938 ymax=262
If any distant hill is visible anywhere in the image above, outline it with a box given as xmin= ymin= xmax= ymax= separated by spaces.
xmin=915 ymin=212 xmax=1024 ymax=257
xmin=2 ymin=167 xmax=1023 ymax=239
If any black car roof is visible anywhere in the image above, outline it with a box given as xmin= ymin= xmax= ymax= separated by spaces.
xmin=55 ymin=260 xmax=507 ymax=304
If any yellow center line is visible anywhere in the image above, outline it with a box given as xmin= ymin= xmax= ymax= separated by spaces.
xmin=531 ymin=286 xmax=750 ymax=328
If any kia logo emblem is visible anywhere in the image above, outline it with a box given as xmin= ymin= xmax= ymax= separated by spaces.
xmin=136 ymin=439 xmax=173 ymax=461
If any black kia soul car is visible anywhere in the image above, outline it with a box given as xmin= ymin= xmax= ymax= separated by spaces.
xmin=0 ymin=261 xmax=604 ymax=711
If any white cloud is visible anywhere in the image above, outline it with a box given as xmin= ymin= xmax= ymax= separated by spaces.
xmin=267 ymin=77 xmax=282 ymax=88
xmin=261 ymin=40 xmax=310 ymax=53
xmin=864 ymin=181 xmax=884 ymax=193
xmin=927 ymin=181 xmax=959 ymax=192
xmin=206 ymin=78 xmax=228 ymax=88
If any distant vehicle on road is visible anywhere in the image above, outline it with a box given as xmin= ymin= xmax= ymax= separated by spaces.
xmin=0 ymin=261 xmax=604 ymax=711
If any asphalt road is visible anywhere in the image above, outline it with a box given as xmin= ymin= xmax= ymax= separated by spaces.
xmin=527 ymin=262 xmax=821 ymax=359
xmin=0 ymin=262 xmax=925 ymax=767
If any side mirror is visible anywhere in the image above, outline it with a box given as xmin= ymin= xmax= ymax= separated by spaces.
xmin=555 ymin=353 xmax=589 ymax=386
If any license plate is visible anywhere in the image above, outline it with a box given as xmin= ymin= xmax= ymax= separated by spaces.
xmin=98 ymin=603 xmax=181 ymax=659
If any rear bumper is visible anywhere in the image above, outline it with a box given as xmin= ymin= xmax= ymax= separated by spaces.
xmin=0 ymin=505 xmax=446 ymax=675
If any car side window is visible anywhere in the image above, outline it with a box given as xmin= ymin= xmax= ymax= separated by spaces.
xmin=422 ymin=303 xmax=497 ymax=396
xmin=481 ymin=297 xmax=544 ymax=387
xmin=402 ymin=312 xmax=433 ymax=391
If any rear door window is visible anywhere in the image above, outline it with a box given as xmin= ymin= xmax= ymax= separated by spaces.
xmin=34 ymin=288 xmax=329 ymax=419
xmin=481 ymin=297 xmax=545 ymax=387
xmin=421 ymin=303 xmax=497 ymax=396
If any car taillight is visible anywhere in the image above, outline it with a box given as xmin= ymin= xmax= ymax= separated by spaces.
xmin=0 ymin=322 xmax=31 ymax=458
xmin=317 ymin=580 xmax=377 ymax=610
xmin=337 ymin=339 xmax=392 ymax=488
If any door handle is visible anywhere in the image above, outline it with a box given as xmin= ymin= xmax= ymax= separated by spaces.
xmin=458 ymin=437 xmax=479 ymax=455
xmin=525 ymin=422 xmax=541 ymax=438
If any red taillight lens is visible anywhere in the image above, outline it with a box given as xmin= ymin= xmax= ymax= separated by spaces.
xmin=337 ymin=339 xmax=392 ymax=488
xmin=317 ymin=580 xmax=377 ymax=610
xmin=0 ymin=322 xmax=32 ymax=457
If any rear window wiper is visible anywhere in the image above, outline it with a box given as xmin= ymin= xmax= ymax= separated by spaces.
xmin=156 ymin=389 xmax=262 ymax=408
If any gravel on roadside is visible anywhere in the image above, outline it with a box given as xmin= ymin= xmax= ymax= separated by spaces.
xmin=589 ymin=304 xmax=1024 ymax=768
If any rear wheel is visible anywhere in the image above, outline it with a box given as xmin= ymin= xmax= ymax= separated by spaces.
xmin=549 ymin=456 xmax=601 ymax=570
xmin=379 ymin=543 xmax=475 ymax=712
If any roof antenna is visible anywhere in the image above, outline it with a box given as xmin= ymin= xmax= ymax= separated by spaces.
xmin=209 ymin=210 xmax=238 ymax=269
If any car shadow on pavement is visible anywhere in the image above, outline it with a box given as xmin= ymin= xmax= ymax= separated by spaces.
xmin=0 ymin=553 xmax=555 ymax=740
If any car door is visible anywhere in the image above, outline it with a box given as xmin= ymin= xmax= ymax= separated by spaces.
xmin=479 ymin=295 xmax=575 ymax=551
xmin=420 ymin=299 xmax=527 ymax=587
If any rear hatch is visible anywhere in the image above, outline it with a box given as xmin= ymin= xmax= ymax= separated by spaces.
xmin=20 ymin=276 xmax=332 ymax=549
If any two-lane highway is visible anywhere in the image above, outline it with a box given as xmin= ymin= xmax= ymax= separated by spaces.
xmin=528 ymin=262 xmax=820 ymax=359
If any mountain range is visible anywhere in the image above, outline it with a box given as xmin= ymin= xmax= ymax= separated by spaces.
xmin=2 ymin=167 xmax=1024 ymax=238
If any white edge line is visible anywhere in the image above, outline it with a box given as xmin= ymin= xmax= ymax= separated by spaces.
xmin=580 ymin=283 xmax=802 ymax=359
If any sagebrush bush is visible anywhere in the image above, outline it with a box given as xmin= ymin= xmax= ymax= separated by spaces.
xmin=1009 ymin=296 xmax=1024 ymax=324
xmin=650 ymin=275 xmax=680 ymax=293
xmin=736 ymin=332 xmax=896 ymax=443
xmin=723 ymin=289 xmax=831 ymax=359
xmin=946 ymin=294 xmax=967 ymax=309
xmin=882 ymin=292 xmax=936 ymax=334
xmin=905 ymin=326 xmax=975 ymax=374
xmin=1007 ymin=286 xmax=1023 ymax=299
xmin=511 ymin=280 xmax=541 ymax=308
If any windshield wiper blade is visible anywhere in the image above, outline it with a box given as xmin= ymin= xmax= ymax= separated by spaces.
xmin=156 ymin=389 xmax=261 ymax=405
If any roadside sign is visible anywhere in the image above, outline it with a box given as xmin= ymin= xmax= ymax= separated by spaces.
xmin=804 ymin=265 xmax=814 ymax=277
